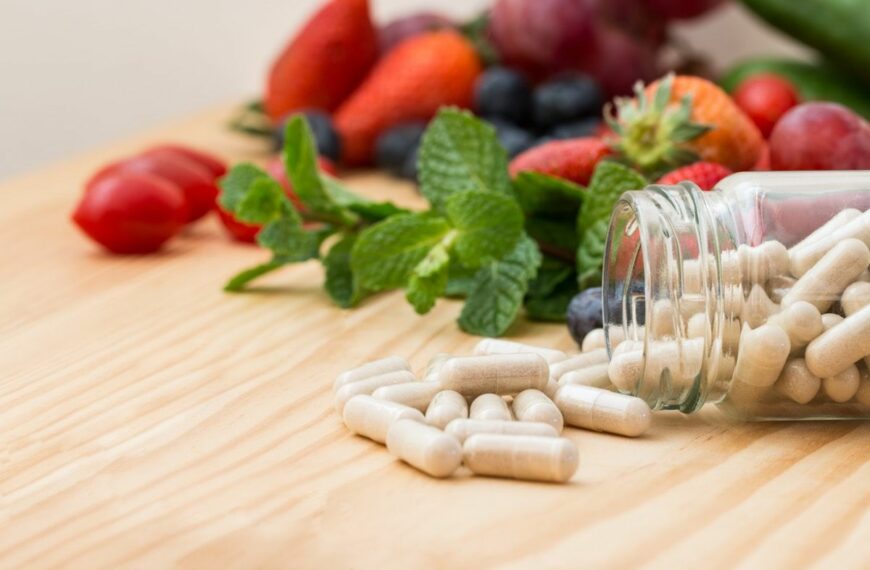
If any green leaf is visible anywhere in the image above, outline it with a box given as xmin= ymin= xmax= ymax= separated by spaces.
xmin=446 ymin=190 xmax=523 ymax=268
xmin=224 ymin=259 xmax=286 ymax=292
xmin=323 ymin=234 xmax=363 ymax=308
xmin=236 ymin=177 xmax=290 ymax=224
xmin=527 ymin=257 xmax=574 ymax=298
xmin=418 ymin=108 xmax=512 ymax=212
xmin=282 ymin=116 xmax=357 ymax=225
xmin=406 ymin=245 xmax=450 ymax=314
xmin=525 ymin=281 xmax=577 ymax=322
xmin=577 ymin=161 xmax=647 ymax=289
xmin=324 ymin=175 xmax=410 ymax=221
xmin=525 ymin=217 xmax=578 ymax=253
xmin=257 ymin=218 xmax=326 ymax=261
xmin=352 ymin=213 xmax=452 ymax=292
xmin=444 ymin=258 xmax=477 ymax=298
xmin=458 ymin=235 xmax=542 ymax=337
xmin=218 ymin=163 xmax=271 ymax=213
xmin=513 ymin=172 xmax=584 ymax=219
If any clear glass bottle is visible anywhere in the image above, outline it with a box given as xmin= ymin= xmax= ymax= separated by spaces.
xmin=603 ymin=171 xmax=870 ymax=420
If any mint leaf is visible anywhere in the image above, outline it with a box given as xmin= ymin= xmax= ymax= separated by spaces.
xmin=577 ymin=161 xmax=647 ymax=289
xmin=418 ymin=108 xmax=512 ymax=212
xmin=525 ymin=279 xmax=576 ymax=322
xmin=218 ymin=163 xmax=271 ymax=213
xmin=513 ymin=172 xmax=584 ymax=218
xmin=257 ymin=218 xmax=327 ymax=261
xmin=446 ymin=190 xmax=523 ymax=268
xmin=224 ymin=259 xmax=286 ymax=292
xmin=445 ymin=258 xmax=476 ymax=298
xmin=406 ymin=245 xmax=450 ymax=314
xmin=323 ymin=234 xmax=362 ymax=308
xmin=352 ymin=213 xmax=452 ymax=292
xmin=527 ymin=257 xmax=574 ymax=298
xmin=325 ymin=175 xmax=410 ymax=221
xmin=236 ymin=177 xmax=291 ymax=224
xmin=458 ymin=235 xmax=542 ymax=336
xmin=525 ymin=217 xmax=578 ymax=253
xmin=282 ymin=116 xmax=357 ymax=225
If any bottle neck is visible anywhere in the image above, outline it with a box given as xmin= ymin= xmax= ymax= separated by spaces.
xmin=603 ymin=183 xmax=742 ymax=412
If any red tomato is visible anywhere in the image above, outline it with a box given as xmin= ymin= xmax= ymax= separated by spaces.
xmin=144 ymin=144 xmax=227 ymax=179
xmin=72 ymin=172 xmax=187 ymax=254
xmin=95 ymin=153 xmax=217 ymax=222
xmin=733 ymin=74 xmax=800 ymax=138
xmin=216 ymin=207 xmax=262 ymax=243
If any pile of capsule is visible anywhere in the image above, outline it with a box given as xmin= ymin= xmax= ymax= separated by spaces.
xmin=610 ymin=207 xmax=870 ymax=413
xmin=334 ymin=337 xmax=651 ymax=483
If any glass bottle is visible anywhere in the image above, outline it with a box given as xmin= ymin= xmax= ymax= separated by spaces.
xmin=603 ymin=171 xmax=870 ymax=420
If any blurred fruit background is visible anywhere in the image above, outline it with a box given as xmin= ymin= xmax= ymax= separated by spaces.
xmin=0 ymin=0 xmax=837 ymax=179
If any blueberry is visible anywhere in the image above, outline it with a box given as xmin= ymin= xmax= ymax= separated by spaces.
xmin=549 ymin=117 xmax=601 ymax=140
xmin=487 ymin=118 xmax=536 ymax=158
xmin=274 ymin=110 xmax=341 ymax=162
xmin=532 ymin=74 xmax=604 ymax=132
xmin=375 ymin=123 xmax=427 ymax=176
xmin=399 ymin=145 xmax=420 ymax=182
xmin=474 ymin=66 xmax=532 ymax=125
xmin=567 ymin=287 xmax=603 ymax=346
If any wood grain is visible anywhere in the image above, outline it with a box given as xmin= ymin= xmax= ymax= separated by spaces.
xmin=1 ymin=105 xmax=868 ymax=570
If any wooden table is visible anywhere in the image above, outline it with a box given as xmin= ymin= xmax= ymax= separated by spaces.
xmin=2 ymin=105 xmax=868 ymax=570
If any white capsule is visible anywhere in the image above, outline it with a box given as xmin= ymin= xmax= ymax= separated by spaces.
xmin=439 ymin=353 xmax=549 ymax=397
xmin=733 ymin=324 xmax=790 ymax=388
xmin=650 ymin=299 xmax=676 ymax=337
xmin=741 ymin=285 xmax=781 ymax=329
xmin=806 ymin=304 xmax=870 ymax=378
xmin=767 ymin=275 xmax=797 ymax=304
xmin=821 ymin=313 xmax=844 ymax=332
xmin=469 ymin=393 xmax=513 ymax=421
xmin=334 ymin=370 xmax=416 ymax=413
xmin=424 ymin=353 xmax=452 ymax=382
xmin=608 ymin=349 xmax=644 ymax=392
xmin=822 ymin=364 xmax=860 ymax=403
xmin=549 ymin=349 xmax=609 ymax=382
xmin=372 ymin=381 xmax=443 ymax=412
xmin=841 ymin=281 xmax=870 ymax=317
xmin=789 ymin=210 xmax=870 ymax=277
xmin=580 ymin=329 xmax=607 ymax=352
xmin=463 ymin=434 xmax=579 ymax=483
xmin=386 ymin=419 xmax=462 ymax=478
xmin=554 ymin=384 xmax=651 ymax=437
xmin=543 ymin=378 xmax=560 ymax=399
xmin=559 ymin=363 xmax=611 ymax=389
xmin=774 ymin=359 xmax=821 ymax=405
xmin=473 ymin=338 xmax=567 ymax=364
xmin=789 ymin=208 xmax=861 ymax=253
xmin=783 ymin=238 xmax=870 ymax=312
xmin=856 ymin=368 xmax=870 ymax=405
xmin=687 ymin=314 xmax=741 ymax=352
xmin=333 ymin=356 xmax=410 ymax=391
xmin=342 ymin=395 xmax=425 ymax=443
xmin=512 ymin=389 xmax=563 ymax=432
xmin=445 ymin=418 xmax=558 ymax=443
xmin=766 ymin=301 xmax=823 ymax=351
xmin=425 ymin=390 xmax=469 ymax=430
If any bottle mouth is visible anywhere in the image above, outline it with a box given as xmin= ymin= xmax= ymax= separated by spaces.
xmin=603 ymin=184 xmax=735 ymax=412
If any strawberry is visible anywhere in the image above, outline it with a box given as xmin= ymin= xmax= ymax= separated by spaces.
xmin=334 ymin=31 xmax=483 ymax=166
xmin=264 ymin=0 xmax=378 ymax=122
xmin=657 ymin=161 xmax=732 ymax=190
xmin=509 ymin=137 xmax=611 ymax=186
xmin=609 ymin=74 xmax=764 ymax=175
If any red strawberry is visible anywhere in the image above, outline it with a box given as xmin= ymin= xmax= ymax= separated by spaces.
xmin=264 ymin=0 xmax=378 ymax=122
xmin=509 ymin=138 xmax=611 ymax=186
xmin=657 ymin=161 xmax=732 ymax=190
xmin=334 ymin=31 xmax=483 ymax=166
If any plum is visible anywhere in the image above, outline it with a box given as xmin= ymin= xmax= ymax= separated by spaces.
xmin=769 ymin=103 xmax=870 ymax=170
xmin=379 ymin=12 xmax=454 ymax=54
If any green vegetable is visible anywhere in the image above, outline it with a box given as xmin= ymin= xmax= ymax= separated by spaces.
xmin=720 ymin=57 xmax=870 ymax=119
xmin=741 ymin=0 xmax=870 ymax=85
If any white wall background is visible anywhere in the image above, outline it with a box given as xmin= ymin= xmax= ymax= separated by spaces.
xmin=0 ymin=1 xmax=807 ymax=180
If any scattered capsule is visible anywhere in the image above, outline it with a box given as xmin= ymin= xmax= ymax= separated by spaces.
xmin=580 ymin=329 xmax=607 ymax=352
xmin=822 ymin=364 xmax=860 ymax=403
xmin=783 ymin=238 xmax=870 ymax=312
xmin=789 ymin=208 xmax=861 ymax=253
xmin=856 ymin=368 xmax=870 ymax=405
xmin=687 ymin=313 xmax=741 ymax=352
xmin=608 ymin=348 xmax=644 ymax=392
xmin=473 ymin=338 xmax=567 ymax=364
xmin=733 ymin=324 xmax=790 ymax=388
xmin=543 ymin=378 xmax=560 ymax=399
xmin=559 ymin=363 xmax=611 ymax=389
xmin=334 ymin=370 xmax=416 ymax=413
xmin=439 ymin=353 xmax=549 ymax=397
xmin=821 ymin=313 xmax=844 ymax=332
xmin=789 ymin=210 xmax=870 ymax=277
xmin=650 ymin=299 xmax=676 ymax=337
xmin=512 ymin=389 xmax=563 ymax=432
xmin=425 ymin=390 xmax=468 ymax=430
xmin=554 ymin=384 xmax=651 ymax=437
xmin=767 ymin=275 xmax=797 ymax=304
xmin=742 ymin=285 xmax=781 ymax=329
xmin=806 ymin=304 xmax=870 ymax=378
xmin=463 ymin=434 xmax=579 ymax=483
xmin=774 ymin=359 xmax=821 ymax=404
xmin=470 ymin=393 xmax=513 ymax=421
xmin=445 ymin=418 xmax=558 ymax=443
xmin=386 ymin=419 xmax=462 ymax=478
xmin=766 ymin=301 xmax=823 ymax=351
xmin=342 ymin=395 xmax=425 ymax=444
xmin=550 ymin=349 xmax=608 ymax=382
xmin=372 ymin=381 xmax=443 ymax=412
xmin=424 ymin=353 xmax=451 ymax=382
xmin=334 ymin=356 xmax=410 ymax=391
xmin=841 ymin=281 xmax=870 ymax=317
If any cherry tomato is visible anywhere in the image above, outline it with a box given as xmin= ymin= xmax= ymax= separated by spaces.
xmin=145 ymin=144 xmax=227 ymax=179
xmin=95 ymin=153 xmax=217 ymax=222
xmin=216 ymin=207 xmax=262 ymax=243
xmin=72 ymin=171 xmax=187 ymax=254
xmin=733 ymin=74 xmax=800 ymax=138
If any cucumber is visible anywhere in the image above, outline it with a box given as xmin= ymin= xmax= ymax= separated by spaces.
xmin=720 ymin=58 xmax=870 ymax=119
xmin=742 ymin=0 xmax=870 ymax=84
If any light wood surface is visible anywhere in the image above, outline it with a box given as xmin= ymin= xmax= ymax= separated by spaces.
xmin=2 ymin=105 xmax=868 ymax=570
